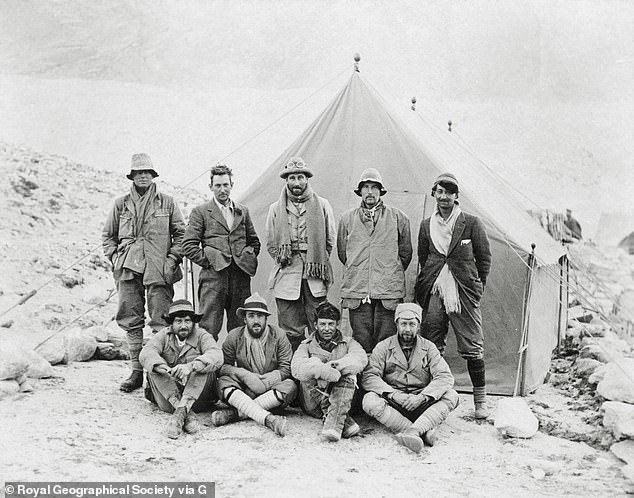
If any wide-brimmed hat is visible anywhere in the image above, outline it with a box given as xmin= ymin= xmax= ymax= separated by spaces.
xmin=433 ymin=172 xmax=459 ymax=191
xmin=354 ymin=168 xmax=387 ymax=196
xmin=394 ymin=303 xmax=422 ymax=323
xmin=280 ymin=156 xmax=313 ymax=179
xmin=236 ymin=292 xmax=272 ymax=319
xmin=126 ymin=153 xmax=159 ymax=180
xmin=163 ymin=299 xmax=202 ymax=324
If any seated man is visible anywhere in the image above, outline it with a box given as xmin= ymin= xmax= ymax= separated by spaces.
xmin=291 ymin=301 xmax=368 ymax=441
xmin=211 ymin=293 xmax=297 ymax=437
xmin=139 ymin=299 xmax=223 ymax=439
xmin=362 ymin=302 xmax=459 ymax=453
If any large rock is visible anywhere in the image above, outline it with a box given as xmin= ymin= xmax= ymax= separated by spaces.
xmin=494 ymin=397 xmax=539 ymax=438
xmin=573 ymin=358 xmax=602 ymax=378
xmin=94 ymin=342 xmax=128 ymax=361
xmin=603 ymin=401 xmax=634 ymax=439
xmin=597 ymin=359 xmax=634 ymax=402
xmin=63 ymin=327 xmax=97 ymax=362
xmin=611 ymin=440 xmax=634 ymax=465
xmin=84 ymin=325 xmax=109 ymax=342
xmin=35 ymin=335 xmax=67 ymax=365
xmin=106 ymin=327 xmax=127 ymax=349
xmin=0 ymin=343 xmax=29 ymax=380
xmin=579 ymin=344 xmax=610 ymax=363
xmin=0 ymin=379 xmax=20 ymax=399
xmin=24 ymin=349 xmax=54 ymax=378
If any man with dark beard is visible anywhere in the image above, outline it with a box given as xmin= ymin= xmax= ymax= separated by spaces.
xmin=211 ymin=293 xmax=297 ymax=437
xmin=337 ymin=168 xmax=412 ymax=353
xmin=266 ymin=157 xmax=336 ymax=351
xmin=362 ymin=303 xmax=458 ymax=453
xmin=139 ymin=300 xmax=223 ymax=439
xmin=102 ymin=153 xmax=185 ymax=393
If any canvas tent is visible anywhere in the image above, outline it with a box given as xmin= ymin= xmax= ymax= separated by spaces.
xmin=231 ymin=70 xmax=567 ymax=395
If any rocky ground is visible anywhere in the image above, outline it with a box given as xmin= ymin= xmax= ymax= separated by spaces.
xmin=1 ymin=142 xmax=634 ymax=497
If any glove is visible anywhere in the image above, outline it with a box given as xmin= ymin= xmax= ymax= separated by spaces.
xmin=319 ymin=364 xmax=341 ymax=383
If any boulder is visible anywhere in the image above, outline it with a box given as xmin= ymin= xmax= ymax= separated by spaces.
xmin=94 ymin=342 xmax=128 ymax=361
xmin=603 ymin=401 xmax=634 ymax=439
xmin=35 ymin=335 xmax=67 ymax=365
xmin=107 ymin=327 xmax=127 ymax=349
xmin=611 ymin=440 xmax=634 ymax=465
xmin=494 ymin=397 xmax=539 ymax=438
xmin=24 ymin=349 xmax=54 ymax=378
xmin=622 ymin=464 xmax=634 ymax=483
xmin=0 ymin=380 xmax=20 ymax=399
xmin=63 ymin=327 xmax=97 ymax=362
xmin=84 ymin=325 xmax=109 ymax=342
xmin=0 ymin=343 xmax=29 ymax=380
xmin=588 ymin=364 xmax=608 ymax=385
xmin=597 ymin=359 xmax=634 ymax=403
xmin=579 ymin=344 xmax=609 ymax=363
xmin=573 ymin=358 xmax=602 ymax=378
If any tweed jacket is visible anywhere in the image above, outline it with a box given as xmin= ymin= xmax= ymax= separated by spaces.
xmin=361 ymin=334 xmax=454 ymax=401
xmin=139 ymin=325 xmax=223 ymax=373
xmin=102 ymin=189 xmax=185 ymax=286
xmin=415 ymin=211 xmax=491 ymax=308
xmin=182 ymin=199 xmax=260 ymax=277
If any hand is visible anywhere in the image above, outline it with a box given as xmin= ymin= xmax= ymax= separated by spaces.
xmin=170 ymin=364 xmax=192 ymax=384
xmin=154 ymin=364 xmax=170 ymax=375
xmin=401 ymin=394 xmax=431 ymax=412
xmin=191 ymin=359 xmax=204 ymax=373
xmin=389 ymin=391 xmax=410 ymax=407
xmin=320 ymin=364 xmax=341 ymax=383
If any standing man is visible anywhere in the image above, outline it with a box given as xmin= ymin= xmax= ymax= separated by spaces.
xmin=415 ymin=173 xmax=492 ymax=419
xmin=362 ymin=303 xmax=459 ymax=454
xmin=266 ymin=156 xmax=336 ymax=351
xmin=211 ymin=293 xmax=297 ymax=437
xmin=182 ymin=164 xmax=260 ymax=340
xmin=337 ymin=168 xmax=412 ymax=353
xmin=102 ymin=153 xmax=185 ymax=393
xmin=291 ymin=301 xmax=368 ymax=441
xmin=139 ymin=300 xmax=223 ymax=439
xmin=564 ymin=208 xmax=583 ymax=241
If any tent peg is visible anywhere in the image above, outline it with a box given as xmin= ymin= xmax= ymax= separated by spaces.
xmin=354 ymin=53 xmax=361 ymax=72
xmin=410 ymin=96 xmax=417 ymax=111
xmin=448 ymin=120 xmax=452 ymax=132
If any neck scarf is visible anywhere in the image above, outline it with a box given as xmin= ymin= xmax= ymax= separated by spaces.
xmin=316 ymin=330 xmax=342 ymax=353
xmin=429 ymin=204 xmax=462 ymax=314
xmin=128 ymin=182 xmax=157 ymax=236
xmin=359 ymin=199 xmax=384 ymax=226
xmin=244 ymin=325 xmax=270 ymax=374
xmin=272 ymin=184 xmax=331 ymax=282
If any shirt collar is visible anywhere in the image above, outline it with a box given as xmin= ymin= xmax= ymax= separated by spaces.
xmin=213 ymin=196 xmax=233 ymax=211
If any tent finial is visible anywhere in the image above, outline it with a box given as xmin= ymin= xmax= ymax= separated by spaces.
xmin=448 ymin=120 xmax=453 ymax=132
xmin=354 ymin=53 xmax=361 ymax=72
xmin=410 ymin=96 xmax=417 ymax=111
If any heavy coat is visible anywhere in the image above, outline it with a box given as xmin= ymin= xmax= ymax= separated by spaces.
xmin=291 ymin=333 xmax=368 ymax=384
xmin=265 ymin=194 xmax=335 ymax=300
xmin=415 ymin=211 xmax=491 ymax=308
xmin=337 ymin=204 xmax=412 ymax=300
xmin=102 ymin=190 xmax=185 ymax=286
xmin=362 ymin=334 xmax=454 ymax=401
xmin=182 ymin=200 xmax=260 ymax=277
xmin=139 ymin=325 xmax=223 ymax=373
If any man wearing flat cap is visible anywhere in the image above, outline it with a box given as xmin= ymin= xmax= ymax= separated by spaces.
xmin=139 ymin=299 xmax=223 ymax=439
xmin=103 ymin=153 xmax=185 ymax=393
xmin=415 ymin=173 xmax=492 ymax=419
xmin=291 ymin=301 xmax=368 ymax=441
xmin=266 ymin=156 xmax=336 ymax=351
xmin=362 ymin=303 xmax=459 ymax=453
xmin=337 ymin=168 xmax=412 ymax=353
xmin=183 ymin=163 xmax=260 ymax=341
xmin=211 ymin=293 xmax=297 ymax=437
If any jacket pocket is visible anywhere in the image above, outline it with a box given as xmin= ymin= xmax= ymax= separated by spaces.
xmin=163 ymin=258 xmax=183 ymax=285
xmin=154 ymin=209 xmax=170 ymax=235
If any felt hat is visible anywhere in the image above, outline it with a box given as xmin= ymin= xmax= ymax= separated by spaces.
xmin=163 ymin=299 xmax=202 ymax=324
xmin=354 ymin=168 xmax=387 ymax=196
xmin=280 ymin=156 xmax=313 ymax=179
xmin=127 ymin=153 xmax=159 ymax=180
xmin=394 ymin=303 xmax=422 ymax=323
xmin=433 ymin=172 xmax=459 ymax=191
xmin=236 ymin=292 xmax=272 ymax=319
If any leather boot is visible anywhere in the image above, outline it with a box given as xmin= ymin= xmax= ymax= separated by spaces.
xmin=395 ymin=428 xmax=424 ymax=454
xmin=422 ymin=428 xmax=437 ymax=447
xmin=264 ymin=414 xmax=288 ymax=437
xmin=120 ymin=370 xmax=144 ymax=393
xmin=342 ymin=416 xmax=361 ymax=439
xmin=183 ymin=411 xmax=200 ymax=434
xmin=211 ymin=408 xmax=239 ymax=427
xmin=165 ymin=407 xmax=187 ymax=439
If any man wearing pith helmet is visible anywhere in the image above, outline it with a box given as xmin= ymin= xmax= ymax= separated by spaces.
xmin=139 ymin=299 xmax=223 ymax=439
xmin=415 ymin=172 xmax=492 ymax=419
xmin=212 ymin=293 xmax=297 ymax=437
xmin=266 ymin=156 xmax=336 ymax=351
xmin=337 ymin=168 xmax=412 ymax=353
xmin=362 ymin=303 xmax=458 ymax=453
xmin=102 ymin=153 xmax=185 ymax=393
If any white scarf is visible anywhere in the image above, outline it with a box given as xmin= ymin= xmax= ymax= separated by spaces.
xmin=244 ymin=326 xmax=270 ymax=374
xmin=430 ymin=205 xmax=462 ymax=314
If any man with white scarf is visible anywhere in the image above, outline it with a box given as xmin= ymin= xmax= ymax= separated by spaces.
xmin=211 ymin=293 xmax=297 ymax=436
xmin=415 ymin=173 xmax=492 ymax=419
